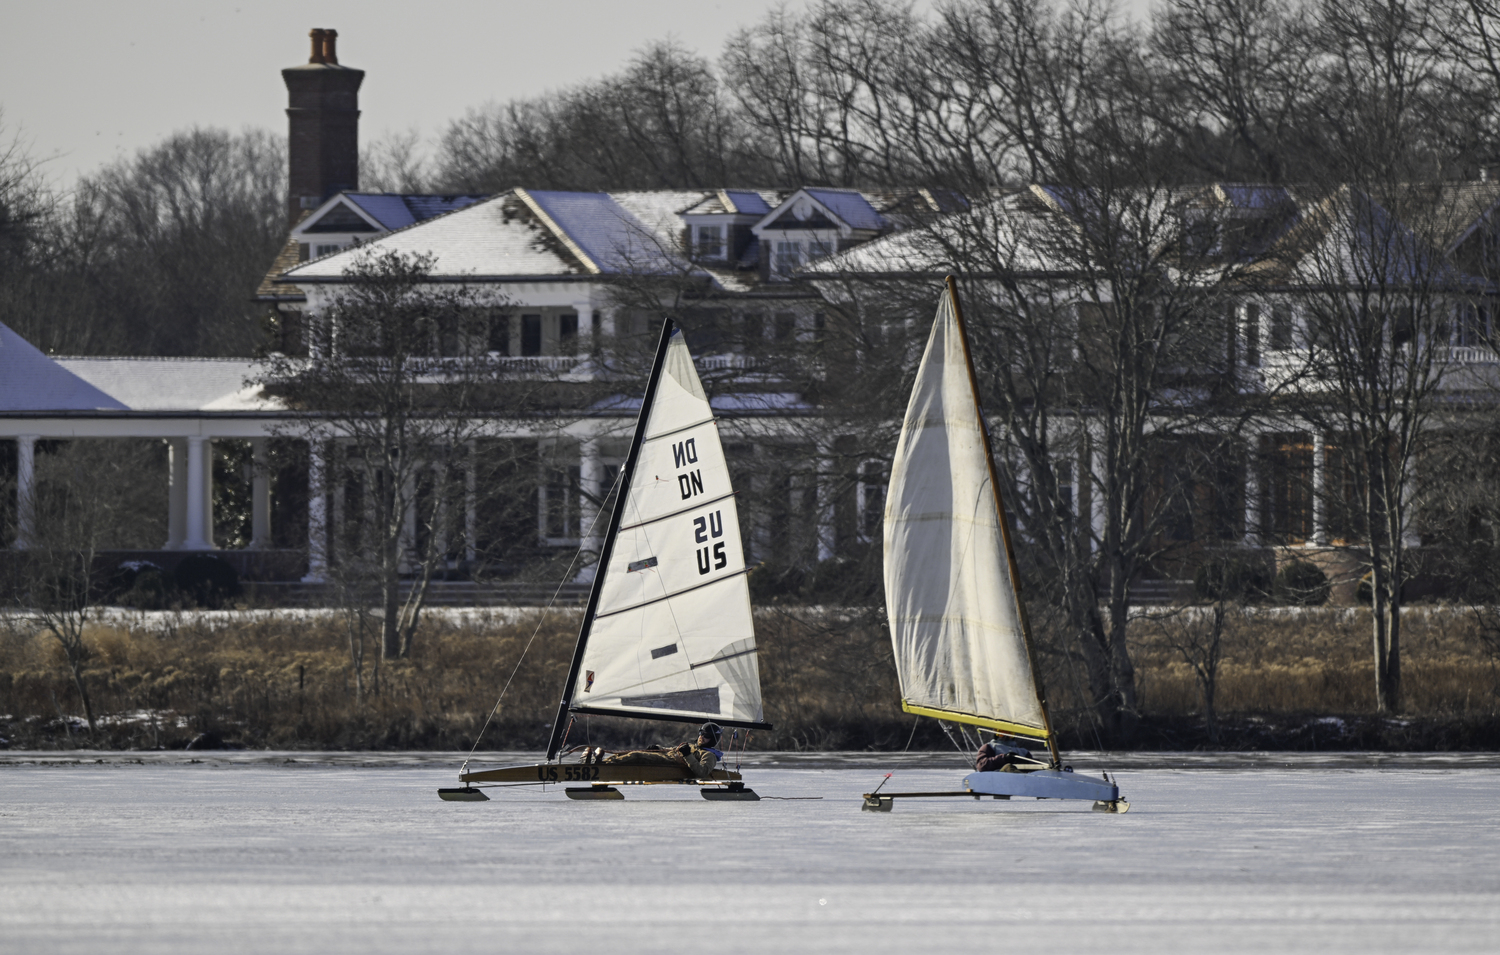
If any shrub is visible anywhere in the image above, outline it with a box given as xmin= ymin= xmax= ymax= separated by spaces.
xmin=108 ymin=560 xmax=171 ymax=609
xmin=1193 ymin=556 xmax=1271 ymax=603
xmin=1274 ymin=560 xmax=1330 ymax=606
xmin=122 ymin=568 xmax=171 ymax=610
xmin=172 ymin=555 xmax=240 ymax=609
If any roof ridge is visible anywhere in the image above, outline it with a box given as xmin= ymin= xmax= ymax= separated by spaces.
xmin=283 ymin=193 xmax=511 ymax=280
xmin=54 ymin=355 xmax=258 ymax=362
xmin=514 ymin=188 xmax=604 ymax=275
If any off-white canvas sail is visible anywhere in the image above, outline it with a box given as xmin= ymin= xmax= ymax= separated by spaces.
xmin=569 ymin=330 xmax=764 ymax=725
xmin=883 ymin=288 xmax=1049 ymax=740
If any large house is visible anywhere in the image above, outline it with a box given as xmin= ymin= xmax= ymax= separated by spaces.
xmin=6 ymin=30 xmax=1500 ymax=605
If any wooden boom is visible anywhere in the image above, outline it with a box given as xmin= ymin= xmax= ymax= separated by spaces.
xmin=460 ymin=762 xmax=743 ymax=785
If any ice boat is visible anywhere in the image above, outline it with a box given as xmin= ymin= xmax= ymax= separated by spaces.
xmin=862 ymin=278 xmax=1128 ymax=814
xmin=443 ymin=320 xmax=771 ymax=803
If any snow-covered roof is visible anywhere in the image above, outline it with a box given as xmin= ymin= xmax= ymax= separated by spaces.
xmin=285 ymin=194 xmax=580 ymax=281
xmin=0 ymin=324 xmax=278 ymax=415
xmin=0 ymin=323 xmax=127 ymax=412
xmin=285 ymin=190 xmax=717 ymax=283
xmin=56 ymin=358 xmax=275 ymax=412
xmin=591 ymin=391 xmax=811 ymax=415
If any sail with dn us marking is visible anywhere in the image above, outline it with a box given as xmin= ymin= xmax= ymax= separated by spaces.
xmin=554 ymin=324 xmax=765 ymax=747
xmin=883 ymin=283 xmax=1051 ymax=742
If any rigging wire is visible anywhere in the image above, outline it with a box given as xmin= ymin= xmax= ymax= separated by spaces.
xmin=458 ymin=464 xmax=626 ymax=778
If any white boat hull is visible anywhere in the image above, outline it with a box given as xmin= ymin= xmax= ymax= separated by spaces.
xmin=963 ymin=769 xmax=1118 ymax=802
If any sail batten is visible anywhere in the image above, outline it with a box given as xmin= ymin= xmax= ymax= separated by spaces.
xmin=552 ymin=323 xmax=765 ymax=744
xmin=884 ymin=283 xmax=1051 ymax=744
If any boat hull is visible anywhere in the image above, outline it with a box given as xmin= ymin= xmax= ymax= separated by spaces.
xmin=460 ymin=763 xmax=742 ymax=785
xmin=963 ymin=769 xmax=1117 ymax=801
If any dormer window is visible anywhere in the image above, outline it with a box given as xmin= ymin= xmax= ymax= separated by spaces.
xmin=773 ymin=241 xmax=802 ymax=277
xmin=696 ymin=225 xmax=725 ymax=259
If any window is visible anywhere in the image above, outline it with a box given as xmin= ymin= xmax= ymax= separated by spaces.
xmin=773 ymin=312 xmax=798 ymax=342
xmin=743 ymin=312 xmax=766 ymax=348
xmin=1455 ymin=304 xmax=1488 ymax=347
xmin=520 ymin=315 xmax=542 ymax=357
xmin=773 ymin=241 xmax=802 ymax=277
xmin=859 ymin=461 xmax=886 ymax=540
xmin=1243 ymin=303 xmax=1261 ymax=366
xmin=559 ymin=313 xmax=579 ymax=355
xmin=1269 ymin=306 xmax=1294 ymax=351
xmin=808 ymin=237 xmax=834 ymax=260
xmin=697 ymin=225 xmax=725 ymax=259
xmin=487 ymin=313 xmax=510 ymax=355
xmin=314 ymin=243 xmax=342 ymax=258
xmin=543 ymin=465 xmax=580 ymax=540
xmin=1266 ymin=434 xmax=1314 ymax=544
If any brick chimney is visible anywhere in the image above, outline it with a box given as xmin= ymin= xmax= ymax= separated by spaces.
xmin=282 ymin=29 xmax=364 ymax=226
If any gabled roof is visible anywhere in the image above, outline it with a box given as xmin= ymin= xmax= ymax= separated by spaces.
xmin=757 ymin=187 xmax=890 ymax=235
xmin=0 ymin=322 xmax=128 ymax=412
xmin=682 ymin=189 xmax=781 ymax=216
xmin=342 ymin=193 xmax=488 ymax=231
xmin=294 ymin=193 xmax=488 ymax=236
xmin=285 ymin=193 xmax=580 ymax=281
xmin=1249 ymin=185 xmax=1486 ymax=289
xmin=285 ymin=189 xmax=714 ymax=284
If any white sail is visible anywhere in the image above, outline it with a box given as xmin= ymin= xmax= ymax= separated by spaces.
xmin=568 ymin=330 xmax=764 ymax=725
xmin=882 ymin=287 xmax=1049 ymax=740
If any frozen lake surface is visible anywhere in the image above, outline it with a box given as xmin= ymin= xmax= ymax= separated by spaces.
xmin=2 ymin=752 xmax=1497 ymax=954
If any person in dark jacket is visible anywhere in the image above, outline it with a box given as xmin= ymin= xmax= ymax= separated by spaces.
xmin=601 ymin=722 xmax=724 ymax=776
xmin=974 ymin=737 xmax=1033 ymax=773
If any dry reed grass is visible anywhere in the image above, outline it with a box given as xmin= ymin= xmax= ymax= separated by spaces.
xmin=1 ymin=606 xmax=1496 ymax=750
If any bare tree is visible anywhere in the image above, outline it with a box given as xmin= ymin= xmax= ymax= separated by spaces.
xmin=2 ymin=441 xmax=163 ymax=735
xmin=360 ymin=128 xmax=433 ymax=193
xmin=434 ymin=42 xmax=769 ymax=193
xmin=257 ymin=249 xmax=545 ymax=660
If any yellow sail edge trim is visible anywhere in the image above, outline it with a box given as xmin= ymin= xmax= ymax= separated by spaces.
xmin=901 ymin=702 xmax=1051 ymax=742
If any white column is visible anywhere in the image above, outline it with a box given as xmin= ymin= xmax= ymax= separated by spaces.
xmin=183 ymin=436 xmax=214 ymax=550
xmin=815 ymin=439 xmax=835 ymax=561
xmin=1243 ymin=434 xmax=1261 ymax=546
xmin=303 ymin=440 xmax=328 ymax=582
xmin=1312 ymin=434 xmax=1328 ymax=546
xmin=13 ymin=435 xmax=36 ymax=549
xmin=575 ymin=303 xmax=595 ymax=355
xmin=465 ymin=440 xmax=478 ymax=564
xmin=249 ymin=438 xmax=271 ymax=549
xmin=166 ymin=438 xmax=187 ymax=549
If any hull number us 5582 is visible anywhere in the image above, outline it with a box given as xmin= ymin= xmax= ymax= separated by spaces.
xmin=537 ymin=765 xmax=603 ymax=782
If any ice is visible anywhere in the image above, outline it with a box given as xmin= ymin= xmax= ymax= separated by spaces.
xmin=1 ymin=753 xmax=1497 ymax=954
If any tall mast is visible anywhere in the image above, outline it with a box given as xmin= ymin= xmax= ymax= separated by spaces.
xmin=544 ymin=319 xmax=677 ymax=760
xmin=944 ymin=274 xmax=1062 ymax=769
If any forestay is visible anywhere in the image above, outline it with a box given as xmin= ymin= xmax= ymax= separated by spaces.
xmin=569 ymin=330 xmax=764 ymax=726
xmin=883 ymin=288 xmax=1049 ymax=740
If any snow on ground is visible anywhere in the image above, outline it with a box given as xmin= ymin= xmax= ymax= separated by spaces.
xmin=0 ymin=754 xmax=1496 ymax=954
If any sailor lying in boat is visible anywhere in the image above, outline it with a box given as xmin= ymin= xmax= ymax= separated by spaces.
xmin=591 ymin=722 xmax=725 ymax=778
xmin=974 ymin=738 xmax=1034 ymax=773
